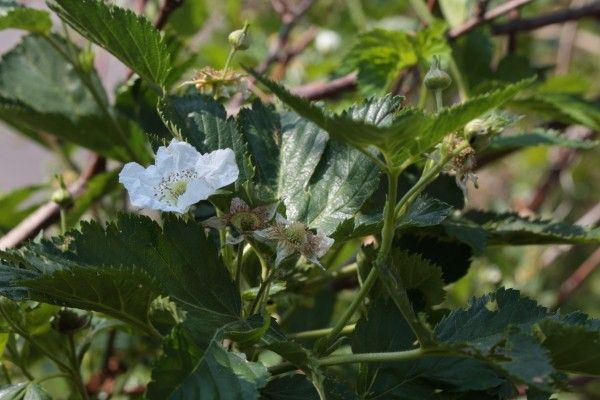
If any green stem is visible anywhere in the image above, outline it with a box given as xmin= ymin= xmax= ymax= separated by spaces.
xmin=249 ymin=269 xmax=276 ymax=315
xmin=235 ymin=242 xmax=244 ymax=300
xmin=289 ymin=324 xmax=355 ymax=340
xmin=319 ymin=170 xmax=400 ymax=354
xmin=223 ymin=48 xmax=237 ymax=73
xmin=6 ymin=340 xmax=33 ymax=381
xmin=435 ymin=89 xmax=443 ymax=112
xmin=60 ymin=208 xmax=67 ymax=235
xmin=67 ymin=334 xmax=89 ymax=400
xmin=408 ymin=0 xmax=468 ymax=100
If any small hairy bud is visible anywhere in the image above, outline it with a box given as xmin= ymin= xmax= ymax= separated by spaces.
xmin=228 ymin=23 xmax=251 ymax=51
xmin=51 ymin=175 xmax=72 ymax=207
xmin=424 ymin=56 xmax=451 ymax=90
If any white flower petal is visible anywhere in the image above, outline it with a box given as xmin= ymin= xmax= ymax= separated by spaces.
xmin=118 ymin=139 xmax=240 ymax=214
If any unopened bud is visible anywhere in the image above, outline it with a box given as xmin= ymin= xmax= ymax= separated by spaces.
xmin=424 ymin=56 xmax=451 ymax=90
xmin=228 ymin=23 xmax=251 ymax=51
xmin=51 ymin=175 xmax=72 ymax=207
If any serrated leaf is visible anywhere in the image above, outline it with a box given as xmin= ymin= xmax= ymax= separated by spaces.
xmin=0 ymin=214 xmax=241 ymax=340
xmin=352 ymin=299 xmax=504 ymax=398
xmin=394 ymin=250 xmax=446 ymax=307
xmin=434 ymin=288 xmax=555 ymax=388
xmin=148 ymin=321 xmax=269 ymax=400
xmin=462 ymin=210 xmax=600 ymax=245
xmin=250 ymin=70 xmax=533 ymax=167
xmin=0 ymin=35 xmax=147 ymax=161
xmin=0 ymin=2 xmax=52 ymax=33
xmin=279 ymin=115 xmax=381 ymax=235
xmin=487 ymin=129 xmax=598 ymax=152
xmin=238 ymin=100 xmax=282 ymax=189
xmin=49 ymin=0 xmax=171 ymax=87
xmin=159 ymin=94 xmax=254 ymax=182
xmin=397 ymin=195 xmax=454 ymax=230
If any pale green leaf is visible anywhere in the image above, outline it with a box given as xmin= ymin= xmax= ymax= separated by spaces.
xmin=487 ymin=129 xmax=598 ymax=151
xmin=0 ymin=1 xmax=52 ymax=33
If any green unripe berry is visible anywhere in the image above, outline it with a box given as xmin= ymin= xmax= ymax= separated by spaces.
xmin=51 ymin=308 xmax=90 ymax=334
xmin=424 ymin=56 xmax=451 ymax=90
xmin=228 ymin=24 xmax=251 ymax=50
xmin=51 ymin=187 xmax=72 ymax=207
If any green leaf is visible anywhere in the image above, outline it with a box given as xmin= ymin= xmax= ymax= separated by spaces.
xmin=0 ymin=1 xmax=52 ymax=33
xmin=249 ymin=69 xmax=533 ymax=167
xmin=48 ymin=0 xmax=171 ymax=87
xmin=539 ymin=318 xmax=600 ymax=375
xmin=453 ymin=30 xmax=494 ymax=92
xmin=394 ymin=250 xmax=446 ymax=307
xmin=148 ymin=320 xmax=269 ymax=400
xmin=238 ymin=100 xmax=282 ymax=189
xmin=462 ymin=210 xmax=600 ymax=246
xmin=487 ymin=129 xmax=598 ymax=152
xmin=0 ymin=185 xmax=45 ymax=232
xmin=159 ymin=94 xmax=254 ymax=182
xmin=397 ymin=195 xmax=454 ymax=230
xmin=434 ymin=288 xmax=555 ymax=388
xmin=512 ymin=92 xmax=600 ymax=131
xmin=0 ymin=383 xmax=51 ymax=400
xmin=438 ymin=0 xmax=470 ymax=28
xmin=342 ymin=23 xmax=449 ymax=93
xmin=279 ymin=115 xmax=381 ymax=235
xmin=66 ymin=170 xmax=119 ymax=228
xmin=0 ymin=214 xmax=241 ymax=339
xmin=0 ymin=35 xmax=146 ymax=161
xmin=352 ymin=299 xmax=504 ymax=398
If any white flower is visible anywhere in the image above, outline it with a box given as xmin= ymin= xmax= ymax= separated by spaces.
xmin=315 ymin=29 xmax=341 ymax=54
xmin=255 ymin=215 xmax=334 ymax=269
xmin=119 ymin=139 xmax=239 ymax=213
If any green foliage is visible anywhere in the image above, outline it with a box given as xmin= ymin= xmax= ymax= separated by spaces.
xmin=0 ymin=1 xmax=52 ymax=33
xmin=0 ymin=383 xmax=51 ymax=399
xmin=48 ymin=0 xmax=171 ymax=87
xmin=343 ymin=22 xmax=450 ymax=92
xmin=487 ymin=129 xmax=598 ymax=151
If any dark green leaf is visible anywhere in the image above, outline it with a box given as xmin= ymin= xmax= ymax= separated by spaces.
xmin=49 ymin=0 xmax=171 ymax=87
xmin=462 ymin=210 xmax=600 ymax=246
xmin=260 ymin=375 xmax=319 ymax=400
xmin=394 ymin=250 xmax=446 ymax=307
xmin=238 ymin=100 xmax=282 ymax=189
xmin=0 ymin=35 xmax=146 ymax=161
xmin=397 ymin=195 xmax=454 ymax=230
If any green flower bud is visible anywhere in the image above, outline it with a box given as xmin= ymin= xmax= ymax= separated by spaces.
xmin=228 ymin=23 xmax=251 ymax=51
xmin=51 ymin=175 xmax=73 ymax=207
xmin=424 ymin=56 xmax=451 ymax=90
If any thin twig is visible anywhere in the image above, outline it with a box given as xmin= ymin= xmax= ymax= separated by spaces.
xmin=154 ymin=0 xmax=184 ymax=30
xmin=0 ymin=155 xmax=106 ymax=250
xmin=291 ymin=72 xmax=358 ymax=100
xmin=492 ymin=1 xmax=600 ymax=34
xmin=448 ymin=0 xmax=533 ymax=39
xmin=556 ymin=247 xmax=600 ymax=307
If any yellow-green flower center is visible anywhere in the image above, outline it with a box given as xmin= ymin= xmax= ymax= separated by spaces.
xmin=231 ymin=212 xmax=261 ymax=231
xmin=284 ymin=223 xmax=307 ymax=245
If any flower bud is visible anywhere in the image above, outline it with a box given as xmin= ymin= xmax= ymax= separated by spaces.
xmin=51 ymin=308 xmax=90 ymax=334
xmin=424 ymin=57 xmax=451 ymax=90
xmin=228 ymin=23 xmax=251 ymax=51
xmin=51 ymin=175 xmax=72 ymax=207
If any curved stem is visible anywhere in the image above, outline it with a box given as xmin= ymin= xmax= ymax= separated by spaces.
xmin=289 ymin=324 xmax=355 ymax=340
xmin=235 ymin=242 xmax=244 ymax=297
xmin=67 ymin=334 xmax=89 ymax=400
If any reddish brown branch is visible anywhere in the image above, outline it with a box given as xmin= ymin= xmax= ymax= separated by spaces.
xmin=0 ymin=155 xmax=106 ymax=250
xmin=556 ymin=247 xmax=600 ymax=307
xmin=291 ymin=72 xmax=358 ymax=100
xmin=448 ymin=0 xmax=533 ymax=39
xmin=492 ymin=1 xmax=600 ymax=34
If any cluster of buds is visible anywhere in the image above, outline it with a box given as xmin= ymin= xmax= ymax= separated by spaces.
xmin=204 ymin=198 xmax=334 ymax=269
